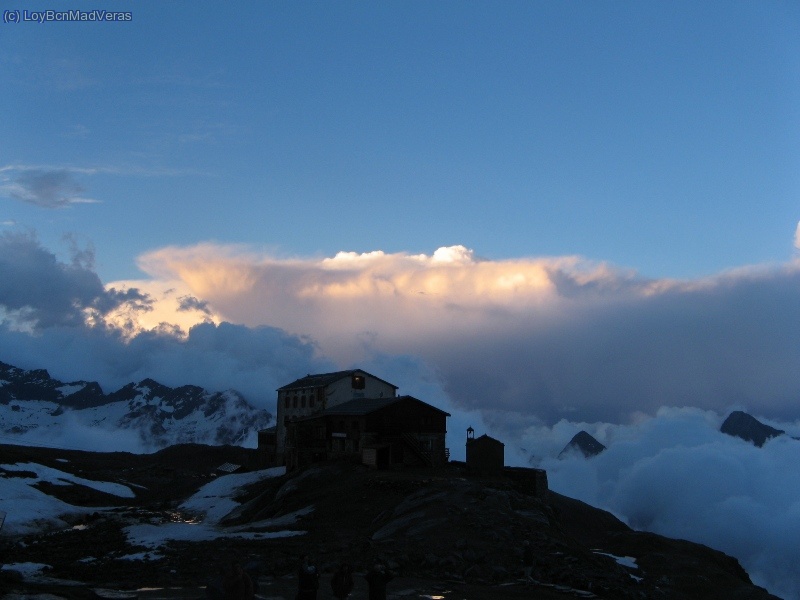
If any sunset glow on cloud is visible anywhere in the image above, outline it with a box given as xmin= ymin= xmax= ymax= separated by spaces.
xmin=129 ymin=244 xmax=627 ymax=348
xmin=100 ymin=242 xmax=800 ymax=428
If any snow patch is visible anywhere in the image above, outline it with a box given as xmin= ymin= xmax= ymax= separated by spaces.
xmin=2 ymin=463 xmax=135 ymax=498
xmin=57 ymin=384 xmax=86 ymax=396
xmin=593 ymin=551 xmax=638 ymax=570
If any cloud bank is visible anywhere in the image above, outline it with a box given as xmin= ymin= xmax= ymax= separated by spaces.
xmin=526 ymin=408 xmax=800 ymax=600
xmin=134 ymin=243 xmax=800 ymax=426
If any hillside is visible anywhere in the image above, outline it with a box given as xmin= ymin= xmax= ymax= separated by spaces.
xmin=0 ymin=444 xmax=779 ymax=600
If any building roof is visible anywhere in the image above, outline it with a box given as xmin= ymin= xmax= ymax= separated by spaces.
xmin=468 ymin=433 xmax=505 ymax=447
xmin=277 ymin=369 xmax=398 ymax=392
xmin=298 ymin=395 xmax=451 ymax=419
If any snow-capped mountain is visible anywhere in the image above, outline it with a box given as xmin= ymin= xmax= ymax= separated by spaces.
xmin=0 ymin=360 xmax=272 ymax=450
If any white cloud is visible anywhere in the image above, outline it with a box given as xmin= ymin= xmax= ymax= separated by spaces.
xmin=794 ymin=221 xmax=800 ymax=250
xmin=133 ymin=243 xmax=800 ymax=425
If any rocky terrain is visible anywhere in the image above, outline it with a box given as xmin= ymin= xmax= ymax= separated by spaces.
xmin=0 ymin=443 xmax=780 ymax=600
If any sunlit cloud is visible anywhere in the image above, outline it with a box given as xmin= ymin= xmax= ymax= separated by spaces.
xmin=103 ymin=278 xmax=220 ymax=337
xmin=132 ymin=243 xmax=800 ymax=426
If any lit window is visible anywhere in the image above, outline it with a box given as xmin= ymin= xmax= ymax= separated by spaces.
xmin=352 ymin=374 xmax=365 ymax=389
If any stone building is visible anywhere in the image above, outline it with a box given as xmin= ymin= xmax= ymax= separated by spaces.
xmin=285 ymin=395 xmax=450 ymax=469
xmin=266 ymin=369 xmax=398 ymax=466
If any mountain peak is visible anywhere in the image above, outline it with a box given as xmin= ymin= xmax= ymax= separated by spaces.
xmin=559 ymin=430 xmax=606 ymax=458
xmin=720 ymin=411 xmax=784 ymax=447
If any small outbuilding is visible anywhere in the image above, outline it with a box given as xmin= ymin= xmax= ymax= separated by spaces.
xmin=465 ymin=428 xmax=504 ymax=475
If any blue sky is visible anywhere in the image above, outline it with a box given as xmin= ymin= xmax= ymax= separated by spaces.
xmin=3 ymin=1 xmax=799 ymax=281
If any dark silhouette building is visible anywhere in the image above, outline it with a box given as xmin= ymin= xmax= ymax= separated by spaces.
xmin=465 ymin=428 xmax=504 ymax=475
xmin=285 ymin=395 xmax=450 ymax=470
xmin=264 ymin=369 xmax=398 ymax=465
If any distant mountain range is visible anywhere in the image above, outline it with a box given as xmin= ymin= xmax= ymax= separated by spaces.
xmin=0 ymin=360 xmax=272 ymax=449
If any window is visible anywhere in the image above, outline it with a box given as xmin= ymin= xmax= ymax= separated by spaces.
xmin=351 ymin=374 xmax=365 ymax=389
xmin=301 ymin=397 xmax=306 ymax=408
xmin=293 ymin=397 xmax=298 ymax=408
xmin=284 ymin=398 xmax=289 ymax=409
xmin=308 ymin=397 xmax=315 ymax=408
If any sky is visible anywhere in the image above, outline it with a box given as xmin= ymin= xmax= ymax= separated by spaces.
xmin=2 ymin=2 xmax=799 ymax=278
xmin=2 ymin=4 xmax=800 ymax=595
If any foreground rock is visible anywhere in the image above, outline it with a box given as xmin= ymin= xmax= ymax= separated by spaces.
xmin=0 ymin=444 xmax=780 ymax=600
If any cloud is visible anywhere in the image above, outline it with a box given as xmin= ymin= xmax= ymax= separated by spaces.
xmin=102 ymin=279 xmax=219 ymax=337
xmin=795 ymin=221 xmax=800 ymax=250
xmin=177 ymin=295 xmax=213 ymax=315
xmin=0 ymin=233 xmax=150 ymax=329
xmin=0 ymin=164 xmax=206 ymax=208
xmin=525 ymin=408 xmax=800 ymax=600
xmin=0 ymin=169 xmax=98 ymax=208
xmin=0 ymin=234 xmax=334 ymax=412
xmin=135 ymin=243 xmax=800 ymax=425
